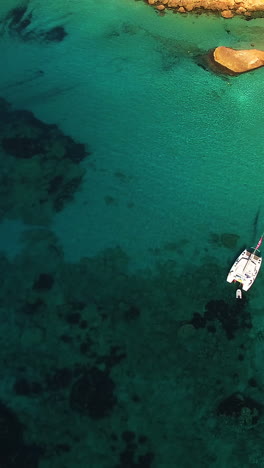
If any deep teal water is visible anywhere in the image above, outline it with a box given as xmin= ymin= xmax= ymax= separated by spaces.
xmin=1 ymin=1 xmax=264 ymax=467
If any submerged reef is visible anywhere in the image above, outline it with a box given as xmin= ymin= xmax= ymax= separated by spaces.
xmin=209 ymin=232 xmax=240 ymax=249
xmin=0 ymin=400 xmax=42 ymax=467
xmin=70 ymin=367 xmax=117 ymax=419
xmin=0 ymin=5 xmax=68 ymax=42
xmin=190 ymin=297 xmax=252 ymax=339
xmin=217 ymin=392 xmax=262 ymax=425
xmin=105 ymin=20 xmax=204 ymax=73
xmin=0 ymin=98 xmax=89 ymax=224
xmin=0 ymin=228 xmax=264 ymax=467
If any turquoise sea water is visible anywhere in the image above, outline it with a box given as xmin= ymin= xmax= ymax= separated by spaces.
xmin=1 ymin=1 xmax=264 ymax=467
xmin=1 ymin=0 xmax=264 ymax=268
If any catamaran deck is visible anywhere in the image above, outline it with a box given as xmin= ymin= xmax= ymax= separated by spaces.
xmin=227 ymin=249 xmax=262 ymax=291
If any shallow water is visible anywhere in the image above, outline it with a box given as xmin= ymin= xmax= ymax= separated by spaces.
xmin=1 ymin=0 xmax=264 ymax=269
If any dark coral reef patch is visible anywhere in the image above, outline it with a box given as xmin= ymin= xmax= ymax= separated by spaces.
xmin=0 ymin=401 xmax=42 ymax=467
xmin=217 ymin=393 xmax=262 ymax=425
xmin=190 ymin=297 xmax=251 ymax=339
xmin=0 ymin=98 xmax=89 ymax=224
xmin=1 ymin=228 xmax=263 ymax=467
xmin=1 ymin=5 xmax=68 ymax=43
xmin=43 ymin=25 xmax=67 ymax=42
xmin=70 ymin=367 xmax=116 ymax=419
xmin=209 ymin=231 xmax=240 ymax=249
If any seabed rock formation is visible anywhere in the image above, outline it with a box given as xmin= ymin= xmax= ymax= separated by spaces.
xmin=0 ymin=228 xmax=264 ymax=466
xmin=0 ymin=5 xmax=68 ymax=42
xmin=0 ymin=98 xmax=89 ymax=224
xmin=147 ymin=0 xmax=264 ymax=18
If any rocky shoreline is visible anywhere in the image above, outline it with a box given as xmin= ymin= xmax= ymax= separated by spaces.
xmin=147 ymin=0 xmax=264 ymax=18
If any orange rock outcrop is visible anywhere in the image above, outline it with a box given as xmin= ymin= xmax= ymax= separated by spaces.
xmin=213 ymin=46 xmax=264 ymax=73
xmin=148 ymin=0 xmax=264 ymax=17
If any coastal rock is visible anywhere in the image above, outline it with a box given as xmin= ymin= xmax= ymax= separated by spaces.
xmin=237 ymin=6 xmax=247 ymax=13
xmin=147 ymin=0 xmax=264 ymax=17
xmin=221 ymin=9 xmax=234 ymax=17
xmin=213 ymin=46 xmax=264 ymax=73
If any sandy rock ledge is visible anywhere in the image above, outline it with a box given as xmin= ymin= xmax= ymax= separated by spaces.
xmin=213 ymin=46 xmax=264 ymax=73
xmin=147 ymin=0 xmax=264 ymax=18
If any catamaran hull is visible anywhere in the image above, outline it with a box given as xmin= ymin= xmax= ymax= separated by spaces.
xmin=227 ymin=249 xmax=262 ymax=291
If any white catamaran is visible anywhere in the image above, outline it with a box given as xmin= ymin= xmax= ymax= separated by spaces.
xmin=227 ymin=232 xmax=263 ymax=298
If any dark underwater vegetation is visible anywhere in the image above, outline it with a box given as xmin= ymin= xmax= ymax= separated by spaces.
xmin=0 ymin=98 xmax=88 ymax=224
xmin=0 ymin=4 xmax=68 ymax=43
xmin=0 ymin=224 xmax=262 ymax=466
